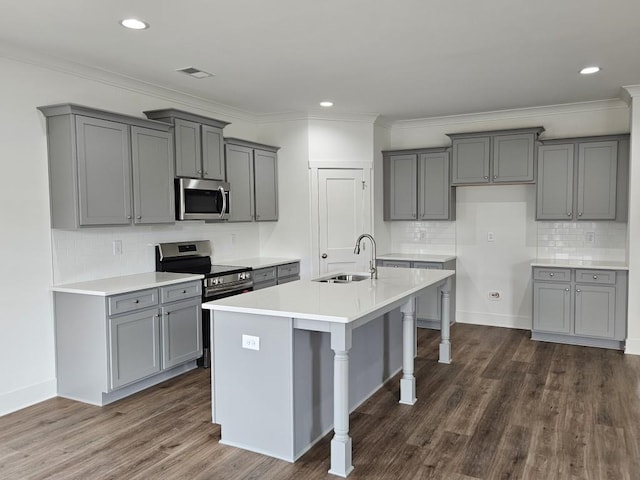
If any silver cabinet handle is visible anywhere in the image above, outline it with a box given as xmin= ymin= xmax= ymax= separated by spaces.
xmin=483 ymin=176 xmax=489 ymax=179
xmin=127 ymin=215 xmax=132 ymax=219
xmin=219 ymin=185 xmax=227 ymax=219
xmin=321 ymin=253 xmax=327 ymax=259
xmin=565 ymin=288 xmax=570 ymax=292
xmin=576 ymin=289 xmax=581 ymax=293
xmin=549 ymin=273 xmax=554 ymax=277
xmin=578 ymin=212 xmax=583 ymax=217
xmin=567 ymin=212 xmax=572 ymax=216
xmin=136 ymin=215 xmax=141 ymax=219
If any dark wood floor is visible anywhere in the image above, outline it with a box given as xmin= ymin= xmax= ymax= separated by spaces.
xmin=2 ymin=324 xmax=640 ymax=479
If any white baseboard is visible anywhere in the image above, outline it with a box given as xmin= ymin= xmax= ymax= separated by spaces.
xmin=625 ymin=338 xmax=640 ymax=355
xmin=0 ymin=378 xmax=57 ymax=417
xmin=455 ymin=310 xmax=530 ymax=330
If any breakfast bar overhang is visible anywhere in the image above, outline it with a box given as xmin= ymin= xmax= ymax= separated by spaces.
xmin=203 ymin=267 xmax=455 ymax=477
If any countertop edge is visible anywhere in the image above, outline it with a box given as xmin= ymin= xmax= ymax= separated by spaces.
xmin=52 ymin=273 xmax=205 ymax=296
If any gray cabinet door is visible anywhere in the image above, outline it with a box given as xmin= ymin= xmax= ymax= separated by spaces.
xmin=202 ymin=125 xmax=225 ymax=180
xmin=108 ymin=309 xmax=161 ymax=390
xmin=75 ymin=116 xmax=132 ymax=226
xmin=387 ymin=154 xmax=417 ymax=220
xmin=451 ymin=137 xmax=490 ymax=184
xmin=174 ymin=118 xmax=201 ymax=178
xmin=131 ymin=127 xmax=175 ymax=224
xmin=577 ymin=141 xmax=617 ymax=220
xmin=492 ymin=133 xmax=535 ymax=183
xmin=574 ymin=285 xmax=616 ymax=338
xmin=533 ymin=282 xmax=572 ymax=334
xmin=226 ymin=144 xmax=255 ymax=222
xmin=161 ymin=297 xmax=202 ymax=369
xmin=536 ymin=144 xmax=574 ymax=220
xmin=418 ymin=151 xmax=450 ymax=220
xmin=254 ymin=149 xmax=278 ymax=221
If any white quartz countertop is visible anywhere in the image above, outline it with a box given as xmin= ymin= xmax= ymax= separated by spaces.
xmin=378 ymin=253 xmax=457 ymax=263
xmin=203 ymin=266 xmax=454 ymax=323
xmin=216 ymin=257 xmax=301 ymax=269
xmin=52 ymin=272 xmax=204 ymax=296
xmin=531 ymin=259 xmax=629 ymax=270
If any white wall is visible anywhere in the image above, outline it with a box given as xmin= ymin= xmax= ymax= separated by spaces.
xmin=389 ymin=100 xmax=631 ymax=329
xmin=0 ymin=52 xmax=263 ymax=415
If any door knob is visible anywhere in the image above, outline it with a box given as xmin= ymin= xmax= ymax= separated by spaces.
xmin=321 ymin=253 xmax=327 ymax=259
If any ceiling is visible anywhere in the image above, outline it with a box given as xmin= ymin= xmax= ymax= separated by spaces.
xmin=2 ymin=0 xmax=640 ymax=121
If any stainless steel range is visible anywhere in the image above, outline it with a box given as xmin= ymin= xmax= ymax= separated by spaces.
xmin=155 ymin=240 xmax=253 ymax=367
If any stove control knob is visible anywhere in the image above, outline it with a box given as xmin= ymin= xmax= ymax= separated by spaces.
xmin=239 ymin=272 xmax=248 ymax=280
xmin=211 ymin=277 xmax=220 ymax=285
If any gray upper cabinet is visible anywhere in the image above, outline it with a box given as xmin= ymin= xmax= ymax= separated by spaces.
xmin=144 ymin=109 xmax=230 ymax=181
xmin=38 ymin=104 xmax=175 ymax=228
xmin=383 ymin=148 xmax=454 ymax=221
xmin=225 ymin=138 xmax=279 ymax=222
xmin=448 ymin=127 xmax=543 ymax=185
xmin=536 ymin=135 xmax=629 ymax=221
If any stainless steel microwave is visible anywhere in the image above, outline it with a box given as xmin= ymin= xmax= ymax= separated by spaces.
xmin=175 ymin=178 xmax=230 ymax=221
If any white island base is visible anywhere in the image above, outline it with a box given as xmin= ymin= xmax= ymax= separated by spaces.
xmin=204 ymin=267 xmax=453 ymax=477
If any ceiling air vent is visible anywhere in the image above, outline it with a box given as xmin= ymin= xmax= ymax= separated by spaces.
xmin=176 ymin=67 xmax=214 ymax=79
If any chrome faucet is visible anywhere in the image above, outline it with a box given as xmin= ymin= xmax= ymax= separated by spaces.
xmin=354 ymin=234 xmax=378 ymax=279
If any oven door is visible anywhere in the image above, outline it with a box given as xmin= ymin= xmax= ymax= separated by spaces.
xmin=199 ymin=286 xmax=253 ymax=367
xmin=176 ymin=178 xmax=230 ymax=221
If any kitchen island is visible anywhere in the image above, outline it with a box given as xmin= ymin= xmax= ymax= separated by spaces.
xmin=202 ymin=266 xmax=454 ymax=477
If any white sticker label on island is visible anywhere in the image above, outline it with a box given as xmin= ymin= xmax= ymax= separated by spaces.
xmin=242 ymin=334 xmax=260 ymax=351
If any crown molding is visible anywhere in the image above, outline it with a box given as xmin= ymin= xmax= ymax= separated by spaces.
xmin=0 ymin=41 xmax=258 ymax=124
xmin=391 ymin=98 xmax=629 ymax=131
xmin=621 ymin=85 xmax=640 ymax=105
xmin=256 ymin=110 xmax=380 ymax=125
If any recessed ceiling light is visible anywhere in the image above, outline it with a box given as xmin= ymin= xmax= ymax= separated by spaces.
xmin=320 ymin=101 xmax=334 ymax=107
xmin=120 ymin=18 xmax=149 ymax=30
xmin=580 ymin=66 xmax=601 ymax=75
xmin=176 ymin=67 xmax=214 ymax=79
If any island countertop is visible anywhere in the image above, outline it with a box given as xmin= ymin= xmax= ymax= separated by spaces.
xmin=203 ymin=266 xmax=454 ymax=323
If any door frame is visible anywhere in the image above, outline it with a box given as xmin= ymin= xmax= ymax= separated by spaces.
xmin=309 ymin=161 xmax=374 ymax=277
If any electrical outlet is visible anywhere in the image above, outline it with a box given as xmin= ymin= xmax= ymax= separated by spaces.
xmin=419 ymin=229 xmax=427 ymax=241
xmin=487 ymin=231 xmax=495 ymax=242
xmin=112 ymin=240 xmax=123 ymax=255
xmin=488 ymin=291 xmax=501 ymax=301
xmin=585 ymin=231 xmax=595 ymax=245
xmin=242 ymin=334 xmax=260 ymax=351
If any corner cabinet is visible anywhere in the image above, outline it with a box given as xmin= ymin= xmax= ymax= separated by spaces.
xmin=536 ymin=135 xmax=629 ymax=221
xmin=447 ymin=127 xmax=544 ymax=185
xmin=383 ymin=148 xmax=455 ymax=221
xmin=225 ymin=138 xmax=279 ymax=222
xmin=144 ymin=109 xmax=230 ymax=181
xmin=38 ymin=104 xmax=175 ymax=228
xmin=55 ymin=279 xmax=202 ymax=406
xmin=532 ymin=267 xmax=627 ymax=350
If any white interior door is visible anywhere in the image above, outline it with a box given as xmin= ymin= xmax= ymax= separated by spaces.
xmin=318 ymin=169 xmax=371 ymax=274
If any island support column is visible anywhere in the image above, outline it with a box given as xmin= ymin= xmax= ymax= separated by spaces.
xmin=439 ymin=278 xmax=452 ymax=364
xmin=399 ymin=298 xmax=417 ymax=405
xmin=329 ymin=323 xmax=354 ymax=477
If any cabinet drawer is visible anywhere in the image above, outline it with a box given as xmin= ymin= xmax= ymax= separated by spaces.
xmin=379 ymin=260 xmax=411 ymax=268
xmin=412 ymin=262 xmax=443 ymax=269
xmin=253 ymin=267 xmax=276 ymax=283
xmin=533 ymin=268 xmax=571 ymax=282
xmin=160 ymin=281 xmax=202 ymax=303
xmin=253 ymin=278 xmax=278 ymax=290
xmin=277 ymin=262 xmax=300 ymax=278
xmin=109 ymin=288 xmax=159 ymax=316
xmin=575 ymin=269 xmax=616 ymax=285
xmin=278 ymin=275 xmax=300 ymax=285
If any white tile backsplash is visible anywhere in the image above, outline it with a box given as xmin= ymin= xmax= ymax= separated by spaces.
xmin=388 ymin=221 xmax=457 ymax=254
xmin=52 ymin=222 xmax=261 ymax=285
xmin=535 ymin=221 xmax=627 ymax=261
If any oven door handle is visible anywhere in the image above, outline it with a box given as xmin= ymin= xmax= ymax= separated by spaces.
xmin=204 ymin=282 xmax=253 ymax=299
xmin=219 ymin=186 xmax=227 ymax=219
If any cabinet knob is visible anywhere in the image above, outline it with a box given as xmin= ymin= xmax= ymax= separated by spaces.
xmin=127 ymin=215 xmax=132 ymax=219
xmin=493 ymin=175 xmax=497 ymax=179
xmin=136 ymin=215 xmax=141 ymax=219
xmin=182 ymin=290 xmax=187 ymax=293
xmin=578 ymin=212 xmax=583 ymax=217
xmin=576 ymin=289 xmax=581 ymax=293
xmin=484 ymin=176 xmax=489 ymax=180
xmin=565 ymin=288 xmax=570 ymax=292
xmin=593 ymin=275 xmax=598 ymax=279
xmin=549 ymin=273 xmax=554 ymax=277
xmin=567 ymin=212 xmax=572 ymax=216
xmin=197 ymin=170 xmax=202 ymax=174
xmin=204 ymin=171 xmax=208 ymax=175
xmin=321 ymin=253 xmax=327 ymax=259
xmin=134 ymin=300 xmax=139 ymax=304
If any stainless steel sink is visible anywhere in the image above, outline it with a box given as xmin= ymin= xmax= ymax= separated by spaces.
xmin=314 ymin=273 xmax=370 ymax=283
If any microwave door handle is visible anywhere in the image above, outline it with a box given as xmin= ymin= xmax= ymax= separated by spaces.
xmin=219 ymin=186 xmax=227 ymax=219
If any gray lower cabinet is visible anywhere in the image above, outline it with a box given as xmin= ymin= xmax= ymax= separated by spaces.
xmin=38 ymin=104 xmax=175 ymax=228
xmin=143 ymin=109 xmax=230 ymax=181
xmin=447 ymin=127 xmax=544 ymax=185
xmin=377 ymin=259 xmax=456 ymax=329
xmin=55 ymin=280 xmax=202 ymax=406
xmin=536 ymin=135 xmax=629 ymax=221
xmin=253 ymin=262 xmax=300 ymax=290
xmin=532 ymin=267 xmax=627 ymax=349
xmin=383 ymin=148 xmax=454 ymax=221
xmin=225 ymin=138 xmax=279 ymax=222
